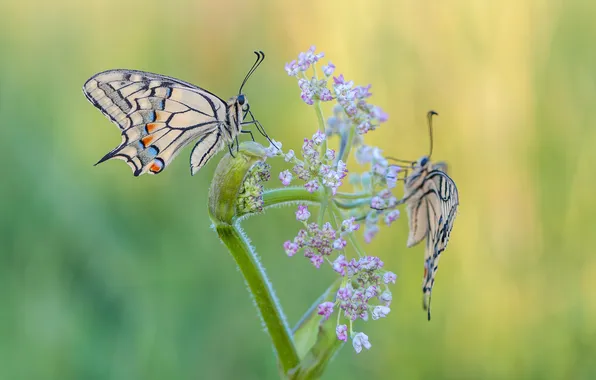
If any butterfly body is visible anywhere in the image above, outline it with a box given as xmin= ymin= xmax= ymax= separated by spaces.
xmin=401 ymin=156 xmax=459 ymax=320
xmin=83 ymin=52 xmax=266 ymax=176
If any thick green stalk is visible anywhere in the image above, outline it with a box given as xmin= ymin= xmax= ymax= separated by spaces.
xmin=215 ymin=223 xmax=300 ymax=374
xmin=209 ymin=142 xmax=300 ymax=376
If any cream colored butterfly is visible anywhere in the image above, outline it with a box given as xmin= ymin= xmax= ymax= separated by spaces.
xmin=83 ymin=51 xmax=271 ymax=176
xmin=385 ymin=111 xmax=459 ymax=320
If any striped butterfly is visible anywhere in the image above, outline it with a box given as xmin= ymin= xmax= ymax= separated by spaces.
xmin=386 ymin=111 xmax=459 ymax=320
xmin=83 ymin=51 xmax=272 ymax=176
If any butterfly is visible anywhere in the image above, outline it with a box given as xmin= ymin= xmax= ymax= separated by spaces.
xmin=82 ymin=51 xmax=271 ymax=176
xmin=385 ymin=111 xmax=459 ymax=320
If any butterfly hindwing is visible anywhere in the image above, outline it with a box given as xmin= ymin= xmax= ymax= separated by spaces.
xmin=190 ymin=130 xmax=225 ymax=175
xmin=405 ymin=188 xmax=431 ymax=248
xmin=83 ymin=69 xmax=229 ymax=175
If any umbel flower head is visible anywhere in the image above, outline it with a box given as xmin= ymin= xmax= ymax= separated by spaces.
xmin=275 ymin=46 xmax=402 ymax=352
xmin=236 ymin=161 xmax=271 ymax=215
xmin=285 ymin=46 xmax=388 ymax=136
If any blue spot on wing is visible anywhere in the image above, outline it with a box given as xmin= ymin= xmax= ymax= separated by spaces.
xmin=148 ymin=146 xmax=159 ymax=157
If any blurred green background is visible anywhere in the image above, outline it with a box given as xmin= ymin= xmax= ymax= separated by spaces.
xmin=1 ymin=0 xmax=595 ymax=379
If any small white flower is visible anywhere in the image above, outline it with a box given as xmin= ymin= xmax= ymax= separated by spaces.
xmin=325 ymin=149 xmax=336 ymax=161
xmin=279 ymin=170 xmax=293 ymax=186
xmin=336 ymin=324 xmax=348 ymax=341
xmin=352 ymin=332 xmax=372 ymax=353
xmin=312 ymin=130 xmax=326 ymax=145
xmin=264 ymin=139 xmax=282 ymax=157
xmin=284 ymin=149 xmax=295 ymax=162
xmin=372 ymin=305 xmax=391 ymax=320
xmin=379 ymin=290 xmax=393 ymax=303
xmin=383 ymin=272 xmax=397 ymax=284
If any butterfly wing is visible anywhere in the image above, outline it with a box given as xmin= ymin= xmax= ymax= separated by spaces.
xmin=404 ymin=167 xmax=432 ymax=248
xmin=431 ymin=161 xmax=448 ymax=174
xmin=420 ymin=170 xmax=459 ymax=320
xmin=190 ymin=130 xmax=225 ymax=175
xmin=83 ymin=69 xmax=229 ymax=176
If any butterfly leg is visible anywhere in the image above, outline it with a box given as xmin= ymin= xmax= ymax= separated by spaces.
xmin=235 ymin=136 xmax=240 ymax=153
xmin=245 ymin=110 xmax=280 ymax=150
xmin=228 ymin=141 xmax=236 ymax=158
xmin=241 ymin=130 xmax=255 ymax=142
xmin=386 ymin=166 xmax=409 ymax=182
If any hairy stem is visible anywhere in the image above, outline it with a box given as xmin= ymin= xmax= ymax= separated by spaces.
xmin=261 ymin=187 xmax=323 ymax=209
xmin=215 ymin=223 xmax=300 ymax=374
xmin=209 ymin=142 xmax=300 ymax=376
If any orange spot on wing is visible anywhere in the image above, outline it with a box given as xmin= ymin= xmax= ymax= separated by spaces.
xmin=141 ymin=136 xmax=154 ymax=146
xmin=146 ymin=123 xmax=159 ymax=133
xmin=150 ymin=162 xmax=163 ymax=173
xmin=149 ymin=158 xmax=164 ymax=174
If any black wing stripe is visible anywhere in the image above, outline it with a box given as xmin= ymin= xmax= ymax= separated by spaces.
xmin=196 ymin=131 xmax=222 ymax=168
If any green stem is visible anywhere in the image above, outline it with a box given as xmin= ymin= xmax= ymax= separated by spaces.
xmin=318 ymin=189 xmax=329 ymax=227
xmin=340 ymin=124 xmax=356 ymax=163
xmin=331 ymin=203 xmax=366 ymax=257
xmin=314 ymin=100 xmax=328 ymax=156
xmin=261 ymin=187 xmax=323 ymax=210
xmin=335 ymin=191 xmax=370 ymax=200
xmin=333 ymin=198 xmax=372 ymax=210
xmin=313 ymin=99 xmax=329 ymax=226
xmin=215 ymin=224 xmax=300 ymax=374
xmin=208 ymin=142 xmax=301 ymax=376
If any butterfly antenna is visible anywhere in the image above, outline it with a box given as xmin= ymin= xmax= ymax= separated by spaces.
xmin=427 ymin=110 xmax=438 ymax=159
xmin=386 ymin=156 xmax=415 ymax=165
xmin=239 ymin=51 xmax=265 ymax=94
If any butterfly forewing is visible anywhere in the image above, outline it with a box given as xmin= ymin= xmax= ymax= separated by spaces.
xmin=83 ymin=69 xmax=230 ymax=176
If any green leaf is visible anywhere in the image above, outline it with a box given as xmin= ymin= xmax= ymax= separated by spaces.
xmin=289 ymin=278 xmax=344 ymax=380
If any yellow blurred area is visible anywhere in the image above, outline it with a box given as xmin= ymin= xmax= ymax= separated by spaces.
xmin=1 ymin=0 xmax=595 ymax=378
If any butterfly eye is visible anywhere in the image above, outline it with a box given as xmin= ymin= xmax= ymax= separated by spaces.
xmin=237 ymin=94 xmax=246 ymax=106
xmin=419 ymin=157 xmax=429 ymax=167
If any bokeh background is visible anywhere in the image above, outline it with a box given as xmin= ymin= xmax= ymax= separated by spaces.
xmin=1 ymin=0 xmax=595 ymax=378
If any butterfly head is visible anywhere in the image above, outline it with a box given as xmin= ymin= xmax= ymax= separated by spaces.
xmin=237 ymin=94 xmax=246 ymax=106
xmin=236 ymin=94 xmax=250 ymax=112
xmin=416 ymin=155 xmax=430 ymax=169
xmin=228 ymin=94 xmax=250 ymax=129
